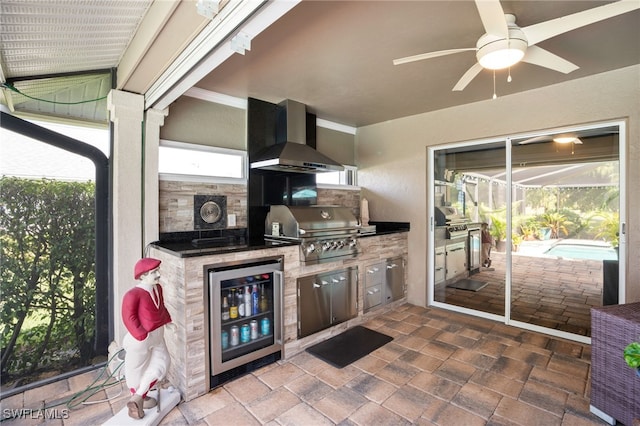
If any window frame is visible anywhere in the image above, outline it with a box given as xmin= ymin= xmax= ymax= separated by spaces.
xmin=159 ymin=139 xmax=247 ymax=183
xmin=316 ymin=165 xmax=359 ymax=188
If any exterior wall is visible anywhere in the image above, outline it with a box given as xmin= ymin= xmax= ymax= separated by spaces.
xmin=317 ymin=126 xmax=356 ymax=166
xmin=159 ymin=95 xmax=356 ymax=162
xmin=356 ymin=65 xmax=640 ymax=306
xmin=160 ymin=97 xmax=246 ymax=150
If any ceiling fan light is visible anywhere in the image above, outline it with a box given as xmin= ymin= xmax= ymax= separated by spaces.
xmin=553 ymin=136 xmax=577 ymax=144
xmin=477 ymin=37 xmax=528 ymax=70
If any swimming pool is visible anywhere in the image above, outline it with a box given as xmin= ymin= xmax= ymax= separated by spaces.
xmin=543 ymin=240 xmax=618 ymax=261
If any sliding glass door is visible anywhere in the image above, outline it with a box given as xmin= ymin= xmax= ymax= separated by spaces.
xmin=429 ymin=121 xmax=624 ymax=341
xmin=431 ymin=140 xmax=507 ymax=319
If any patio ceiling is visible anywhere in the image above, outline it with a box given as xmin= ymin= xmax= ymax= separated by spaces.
xmin=0 ymin=0 xmax=154 ymax=124
xmin=466 ymin=160 xmax=618 ymax=188
xmin=2 ymin=1 xmax=639 ymax=128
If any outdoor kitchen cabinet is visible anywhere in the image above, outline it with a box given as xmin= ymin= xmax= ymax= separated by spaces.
xmin=297 ymin=267 xmax=358 ymax=338
xmin=385 ymin=256 xmax=405 ymax=303
xmin=435 ymin=246 xmax=446 ymax=285
xmin=364 ymin=256 xmax=406 ymax=312
xmin=364 ymin=263 xmax=384 ymax=311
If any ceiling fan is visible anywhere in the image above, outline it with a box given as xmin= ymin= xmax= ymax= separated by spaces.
xmin=393 ymin=0 xmax=640 ymax=92
xmin=518 ymin=127 xmax=619 ymax=145
xmin=519 ymin=135 xmax=583 ymax=145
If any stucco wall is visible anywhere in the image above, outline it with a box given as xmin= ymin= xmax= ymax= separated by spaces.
xmin=160 ymin=96 xmax=356 ymax=162
xmin=356 ymin=65 xmax=640 ymax=306
xmin=161 ymin=97 xmax=246 ymax=150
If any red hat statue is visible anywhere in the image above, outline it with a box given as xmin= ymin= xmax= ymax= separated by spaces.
xmin=134 ymin=257 xmax=161 ymax=280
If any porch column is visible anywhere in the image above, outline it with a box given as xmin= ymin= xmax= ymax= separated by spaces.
xmin=143 ymin=107 xmax=169 ymax=248
xmin=108 ymin=89 xmax=144 ymax=343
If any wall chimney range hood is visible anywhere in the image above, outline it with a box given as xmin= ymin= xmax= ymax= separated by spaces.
xmin=250 ymin=99 xmax=344 ymax=173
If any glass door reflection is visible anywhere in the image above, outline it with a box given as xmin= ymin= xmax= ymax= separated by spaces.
xmin=433 ymin=141 xmax=506 ymax=317
xmin=508 ymin=129 xmax=620 ymax=337
xmin=431 ymin=123 xmax=623 ymax=339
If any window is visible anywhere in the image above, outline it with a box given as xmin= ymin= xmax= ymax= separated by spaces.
xmin=159 ymin=140 xmax=246 ymax=181
xmin=316 ymin=165 xmax=358 ymax=186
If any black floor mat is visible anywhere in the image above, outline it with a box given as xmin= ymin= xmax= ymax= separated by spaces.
xmin=305 ymin=326 xmax=393 ymax=368
xmin=448 ymin=278 xmax=488 ymax=291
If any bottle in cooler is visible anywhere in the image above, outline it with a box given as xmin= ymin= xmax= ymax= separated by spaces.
xmin=229 ymin=289 xmax=238 ymax=319
xmin=243 ymin=286 xmax=251 ymax=318
xmin=221 ymin=295 xmax=230 ymax=321
xmin=252 ymin=284 xmax=259 ymax=315
xmin=259 ymin=284 xmax=268 ymax=313
xmin=238 ymin=289 xmax=245 ymax=317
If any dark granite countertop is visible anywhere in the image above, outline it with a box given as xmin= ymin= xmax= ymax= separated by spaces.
xmin=150 ymin=239 xmax=298 ymax=258
xmin=151 ymin=221 xmax=410 ymax=257
xmin=360 ymin=221 xmax=410 ymax=237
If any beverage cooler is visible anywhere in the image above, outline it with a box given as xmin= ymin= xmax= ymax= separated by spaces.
xmin=207 ymin=257 xmax=283 ymax=387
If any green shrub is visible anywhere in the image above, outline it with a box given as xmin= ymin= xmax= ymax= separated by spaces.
xmin=1 ymin=177 xmax=96 ymax=386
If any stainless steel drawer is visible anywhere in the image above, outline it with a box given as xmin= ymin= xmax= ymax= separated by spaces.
xmin=364 ymin=284 xmax=383 ymax=310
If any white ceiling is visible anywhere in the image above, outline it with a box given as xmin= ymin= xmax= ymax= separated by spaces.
xmin=0 ymin=0 xmax=152 ymax=78
xmin=1 ymin=0 xmax=639 ymax=127
xmin=193 ymin=0 xmax=640 ymax=127
xmin=0 ymin=0 xmax=154 ymax=123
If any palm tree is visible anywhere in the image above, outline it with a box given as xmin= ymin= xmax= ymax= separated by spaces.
xmin=539 ymin=212 xmax=571 ymax=239
xmin=590 ymin=211 xmax=619 ymax=246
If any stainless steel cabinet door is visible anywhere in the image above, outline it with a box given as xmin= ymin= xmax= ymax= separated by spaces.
xmin=435 ymin=247 xmax=446 ymax=285
xmin=330 ymin=268 xmax=357 ymax=324
xmin=446 ymin=241 xmax=467 ymax=280
xmin=364 ymin=262 xmax=385 ymax=312
xmin=385 ymin=257 xmax=405 ymax=302
xmin=297 ymin=274 xmax=331 ymax=338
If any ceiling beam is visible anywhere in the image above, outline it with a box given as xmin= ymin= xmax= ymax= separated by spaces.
xmin=145 ymin=0 xmax=300 ymax=111
xmin=117 ymin=0 xmax=186 ymax=90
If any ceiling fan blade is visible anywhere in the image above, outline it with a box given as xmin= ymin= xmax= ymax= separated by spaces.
xmin=522 ymin=0 xmax=640 ymax=46
xmin=475 ymin=0 xmax=508 ymax=37
xmin=522 ymin=46 xmax=579 ymax=74
xmin=519 ymin=135 xmax=551 ymax=145
xmin=393 ymin=48 xmax=476 ymax=65
xmin=452 ymin=62 xmax=484 ymax=91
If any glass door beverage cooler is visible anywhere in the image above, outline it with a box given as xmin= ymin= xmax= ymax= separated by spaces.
xmin=207 ymin=257 xmax=283 ymax=387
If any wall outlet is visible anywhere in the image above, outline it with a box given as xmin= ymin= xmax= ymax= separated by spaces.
xmin=227 ymin=214 xmax=236 ymax=227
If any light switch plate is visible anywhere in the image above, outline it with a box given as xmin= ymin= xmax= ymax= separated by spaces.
xmin=227 ymin=214 xmax=236 ymax=227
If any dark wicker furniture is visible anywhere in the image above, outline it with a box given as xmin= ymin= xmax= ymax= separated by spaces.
xmin=591 ymin=302 xmax=640 ymax=425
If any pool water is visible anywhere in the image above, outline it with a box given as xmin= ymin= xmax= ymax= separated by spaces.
xmin=544 ymin=243 xmax=618 ymax=261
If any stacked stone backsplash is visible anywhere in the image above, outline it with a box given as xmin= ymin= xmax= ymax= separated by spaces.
xmin=317 ymin=187 xmax=360 ymax=218
xmin=159 ymin=180 xmax=361 ymax=234
xmin=159 ymin=180 xmax=247 ymax=233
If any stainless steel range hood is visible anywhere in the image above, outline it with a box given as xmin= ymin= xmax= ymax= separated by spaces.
xmin=250 ymin=100 xmax=344 ymax=173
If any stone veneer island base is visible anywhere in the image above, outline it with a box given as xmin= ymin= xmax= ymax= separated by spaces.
xmin=148 ymin=231 xmax=408 ymax=402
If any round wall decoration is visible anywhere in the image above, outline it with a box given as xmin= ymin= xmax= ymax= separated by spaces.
xmin=193 ymin=195 xmax=227 ymax=230
xmin=200 ymin=200 xmax=222 ymax=224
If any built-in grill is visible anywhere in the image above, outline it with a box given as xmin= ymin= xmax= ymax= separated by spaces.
xmin=265 ymin=205 xmax=359 ymax=265
xmin=434 ymin=206 xmax=469 ymax=283
xmin=435 ymin=206 xmax=469 ymax=238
